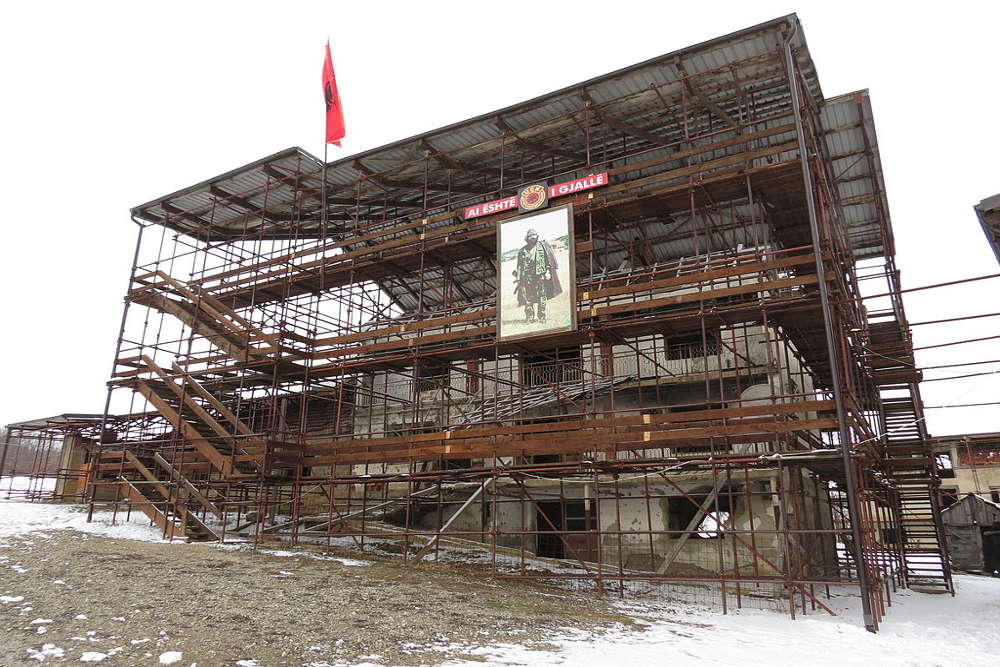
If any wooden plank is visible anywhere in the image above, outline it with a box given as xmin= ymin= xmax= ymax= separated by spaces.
xmin=135 ymin=271 xmax=248 ymax=339
xmin=132 ymin=379 xmax=239 ymax=478
xmin=590 ymin=274 xmax=820 ymax=318
xmin=310 ymin=251 xmax=816 ymax=353
xmin=176 ymin=505 xmax=219 ymax=541
xmin=313 ymin=325 xmax=496 ymax=361
xmin=314 ymin=308 xmax=495 ymax=347
xmin=582 ymin=251 xmax=816 ymax=301
xmin=308 ymin=272 xmax=821 ymax=362
xmin=131 ymin=291 xmax=255 ymax=363
xmin=169 ymin=362 xmax=254 ymax=437
xmin=304 ymin=400 xmax=835 ymax=454
xmin=151 ymin=270 xmax=262 ymax=339
xmin=118 ymin=477 xmax=173 ymax=537
xmin=138 ymin=357 xmax=240 ymax=447
xmin=153 ymin=453 xmax=223 ymax=519
xmin=123 ymin=451 xmax=173 ymax=499
xmin=304 ymin=417 xmax=837 ymax=466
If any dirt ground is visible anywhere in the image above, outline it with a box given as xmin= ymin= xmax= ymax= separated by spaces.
xmin=0 ymin=527 xmax=632 ymax=666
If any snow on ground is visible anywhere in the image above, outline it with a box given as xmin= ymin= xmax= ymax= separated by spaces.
xmin=1 ymin=476 xmax=56 ymax=498
xmin=2 ymin=500 xmax=998 ymax=666
xmin=0 ymin=500 xmax=166 ymax=544
xmin=426 ymin=575 xmax=1000 ymax=667
xmin=214 ymin=543 xmax=372 ymax=567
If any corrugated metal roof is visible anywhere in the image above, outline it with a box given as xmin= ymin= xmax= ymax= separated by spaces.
xmin=130 ymin=147 xmax=327 ymax=240
xmin=129 ymin=15 xmax=901 ymax=318
xmin=132 ymin=14 xmax=819 ymax=245
xmin=819 ymin=90 xmax=893 ymax=260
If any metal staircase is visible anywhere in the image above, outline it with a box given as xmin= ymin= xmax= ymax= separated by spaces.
xmin=868 ymin=317 xmax=953 ymax=593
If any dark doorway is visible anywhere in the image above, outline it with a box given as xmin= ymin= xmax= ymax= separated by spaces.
xmin=536 ymin=501 xmax=564 ymax=558
xmin=535 ymin=500 xmax=598 ymax=561
xmin=983 ymin=529 xmax=1000 ymax=574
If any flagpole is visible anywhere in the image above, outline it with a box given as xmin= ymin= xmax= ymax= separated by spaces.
xmin=322 ymin=141 xmax=328 ymax=236
xmin=322 ymin=37 xmax=328 ymax=240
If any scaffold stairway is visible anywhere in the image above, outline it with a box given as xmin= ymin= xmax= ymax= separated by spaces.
xmin=124 ymin=356 xmax=263 ymax=479
xmin=128 ymin=270 xmax=277 ymax=365
xmin=115 ymin=451 xmax=219 ymax=541
xmin=869 ymin=318 xmax=953 ymax=593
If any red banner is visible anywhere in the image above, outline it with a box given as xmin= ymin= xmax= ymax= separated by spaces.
xmin=464 ymin=172 xmax=608 ymax=220
xmin=546 ymin=172 xmax=608 ymax=198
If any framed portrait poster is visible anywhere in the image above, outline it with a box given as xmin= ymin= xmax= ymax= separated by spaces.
xmin=496 ymin=204 xmax=577 ymax=341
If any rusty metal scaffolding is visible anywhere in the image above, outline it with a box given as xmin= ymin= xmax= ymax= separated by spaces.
xmin=2 ymin=15 xmax=956 ymax=632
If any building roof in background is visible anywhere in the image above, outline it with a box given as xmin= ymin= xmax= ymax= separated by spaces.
xmin=5 ymin=413 xmax=107 ymax=431
xmin=975 ymin=193 xmax=1000 ymax=265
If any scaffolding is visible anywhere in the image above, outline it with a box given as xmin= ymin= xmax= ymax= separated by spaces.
xmin=1 ymin=15 xmax=956 ymax=632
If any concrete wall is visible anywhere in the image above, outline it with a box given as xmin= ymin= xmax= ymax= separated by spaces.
xmin=53 ymin=434 xmax=87 ymax=502
xmin=376 ymin=468 xmax=838 ymax=581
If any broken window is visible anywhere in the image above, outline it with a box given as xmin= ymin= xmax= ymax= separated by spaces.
xmin=667 ymin=492 xmax=732 ymax=538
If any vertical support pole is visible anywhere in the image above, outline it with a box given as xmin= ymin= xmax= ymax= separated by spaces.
xmin=90 ymin=220 xmax=146 ymax=521
xmin=0 ymin=427 xmax=12 ymax=499
xmin=783 ymin=24 xmax=876 ymax=633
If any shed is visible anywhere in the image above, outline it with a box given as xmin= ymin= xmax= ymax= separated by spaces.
xmin=942 ymin=494 xmax=1000 ymax=573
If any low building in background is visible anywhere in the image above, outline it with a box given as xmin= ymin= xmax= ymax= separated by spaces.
xmin=941 ymin=494 xmax=1000 ymax=573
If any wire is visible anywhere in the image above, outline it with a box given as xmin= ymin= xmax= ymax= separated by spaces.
xmin=847 ymin=272 xmax=1000 ymax=303
xmin=925 ymin=401 xmax=1000 ymax=409
xmin=921 ymin=370 xmax=1000 ymax=383
xmin=920 ymin=359 xmax=1000 ymax=371
xmin=909 ymin=312 xmax=1000 ymax=327
xmin=913 ymin=334 xmax=1000 ymax=352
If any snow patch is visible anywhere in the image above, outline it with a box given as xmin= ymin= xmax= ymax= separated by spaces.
xmin=79 ymin=652 xmax=108 ymax=662
xmin=26 ymin=643 xmax=64 ymax=661
xmin=255 ymin=547 xmax=371 ymax=567
xmin=159 ymin=651 xmax=183 ymax=665
xmin=0 ymin=501 xmax=167 ymax=542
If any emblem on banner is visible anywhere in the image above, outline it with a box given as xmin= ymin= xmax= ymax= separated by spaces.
xmin=517 ymin=183 xmax=548 ymax=213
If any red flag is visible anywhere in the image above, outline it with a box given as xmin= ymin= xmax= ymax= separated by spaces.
xmin=322 ymin=41 xmax=345 ymax=146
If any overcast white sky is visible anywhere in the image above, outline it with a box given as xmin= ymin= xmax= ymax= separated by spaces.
xmin=1 ymin=1 xmax=997 ymax=436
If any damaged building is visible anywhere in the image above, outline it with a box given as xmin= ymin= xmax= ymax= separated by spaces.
xmin=1 ymin=15 xmax=958 ymax=632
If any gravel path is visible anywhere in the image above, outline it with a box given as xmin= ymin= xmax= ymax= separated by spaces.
xmin=0 ymin=528 xmax=630 ymax=665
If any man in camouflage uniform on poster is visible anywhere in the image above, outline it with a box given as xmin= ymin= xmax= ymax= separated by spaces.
xmin=514 ymin=228 xmax=562 ymax=323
